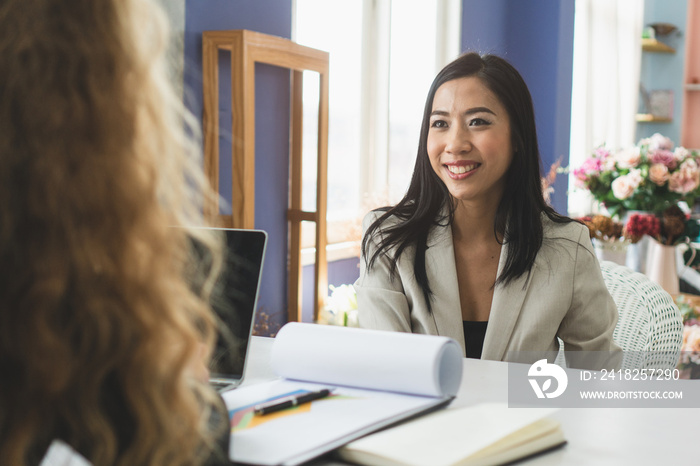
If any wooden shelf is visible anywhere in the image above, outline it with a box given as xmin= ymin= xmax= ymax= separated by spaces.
xmin=202 ymin=30 xmax=330 ymax=323
xmin=686 ymin=83 xmax=700 ymax=91
xmin=636 ymin=113 xmax=672 ymax=123
xmin=642 ymin=38 xmax=676 ymax=53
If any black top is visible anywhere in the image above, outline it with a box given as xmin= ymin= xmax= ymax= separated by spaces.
xmin=463 ymin=321 xmax=488 ymax=359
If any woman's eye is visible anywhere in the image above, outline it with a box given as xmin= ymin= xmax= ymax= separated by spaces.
xmin=430 ymin=120 xmax=448 ymax=128
xmin=469 ymin=118 xmax=490 ymax=127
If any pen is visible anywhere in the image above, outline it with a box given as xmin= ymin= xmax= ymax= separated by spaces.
xmin=253 ymin=388 xmax=333 ymax=415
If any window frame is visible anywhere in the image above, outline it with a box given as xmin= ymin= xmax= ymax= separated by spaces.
xmin=293 ymin=0 xmax=462 ymax=264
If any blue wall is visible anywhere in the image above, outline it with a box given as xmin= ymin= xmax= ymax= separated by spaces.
xmin=184 ymin=0 xmax=292 ymax=328
xmin=461 ymin=0 xmax=575 ymax=215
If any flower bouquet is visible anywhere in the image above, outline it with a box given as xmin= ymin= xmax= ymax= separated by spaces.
xmin=676 ymin=296 xmax=700 ymax=378
xmin=677 ymin=295 xmax=700 ymax=326
xmin=579 ymin=214 xmax=625 ymax=241
xmin=573 ymin=133 xmax=700 ymax=218
xmin=579 ymin=214 xmax=634 ymax=265
xmin=623 ymin=206 xmax=700 ymax=293
xmin=318 ymin=284 xmax=358 ymax=327
xmin=679 ymin=325 xmax=700 ymax=378
xmin=623 ymin=205 xmax=700 ymax=246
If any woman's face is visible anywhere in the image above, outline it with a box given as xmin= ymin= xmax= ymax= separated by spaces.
xmin=427 ymin=76 xmax=513 ymax=206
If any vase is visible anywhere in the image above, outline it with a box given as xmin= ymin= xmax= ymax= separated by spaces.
xmin=623 ymin=210 xmax=653 ymax=273
xmin=645 ymin=238 xmax=679 ymax=295
xmin=592 ymin=239 xmax=628 ymax=265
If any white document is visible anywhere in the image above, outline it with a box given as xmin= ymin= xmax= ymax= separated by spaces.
xmin=271 ymin=322 xmax=463 ymax=397
xmin=222 ymin=323 xmax=463 ymax=465
xmin=39 ymin=440 xmax=92 ymax=466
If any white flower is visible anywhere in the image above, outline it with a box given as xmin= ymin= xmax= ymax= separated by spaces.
xmin=674 ymin=146 xmax=692 ymax=162
xmin=345 ymin=309 xmax=359 ymax=327
xmin=643 ymin=133 xmax=674 ymax=151
xmin=327 ymin=284 xmax=357 ymax=313
xmin=611 ymin=171 xmax=641 ymax=200
xmin=614 ymin=146 xmax=641 ymax=169
xmin=627 ymin=168 xmax=643 ymax=185
xmin=649 ymin=163 xmax=670 ymax=186
xmin=321 ymin=284 xmax=359 ymax=327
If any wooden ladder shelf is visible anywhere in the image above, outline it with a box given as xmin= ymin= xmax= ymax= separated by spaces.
xmin=202 ymin=29 xmax=330 ymax=323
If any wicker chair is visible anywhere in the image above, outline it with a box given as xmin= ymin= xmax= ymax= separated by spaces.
xmin=557 ymin=260 xmax=683 ymax=370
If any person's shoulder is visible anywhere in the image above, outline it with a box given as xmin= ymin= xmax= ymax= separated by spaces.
xmin=362 ymin=208 xmax=401 ymax=231
xmin=539 ymin=214 xmax=596 ymax=265
xmin=541 ymin=214 xmax=588 ymax=243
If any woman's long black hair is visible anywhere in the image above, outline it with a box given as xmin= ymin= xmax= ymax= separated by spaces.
xmin=361 ymin=52 xmax=571 ymax=311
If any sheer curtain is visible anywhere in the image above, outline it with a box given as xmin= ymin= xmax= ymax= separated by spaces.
xmin=568 ymin=0 xmax=645 ymax=216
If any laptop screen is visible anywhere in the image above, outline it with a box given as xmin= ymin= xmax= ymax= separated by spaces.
xmin=186 ymin=228 xmax=267 ymax=380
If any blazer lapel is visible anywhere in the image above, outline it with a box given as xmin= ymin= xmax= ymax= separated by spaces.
xmin=424 ymin=222 xmax=466 ymax=351
xmin=481 ymin=241 xmax=535 ymax=361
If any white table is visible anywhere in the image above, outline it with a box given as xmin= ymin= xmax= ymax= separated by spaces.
xmin=242 ymin=336 xmax=698 ymax=465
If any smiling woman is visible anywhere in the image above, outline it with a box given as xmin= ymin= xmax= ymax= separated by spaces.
xmin=355 ymin=52 xmax=622 ymax=369
xmin=427 ymin=77 xmax=513 ymax=207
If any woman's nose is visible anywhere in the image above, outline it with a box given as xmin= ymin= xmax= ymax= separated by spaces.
xmin=445 ymin=126 xmax=472 ymax=154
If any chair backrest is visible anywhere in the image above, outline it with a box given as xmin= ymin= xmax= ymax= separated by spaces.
xmin=600 ymin=260 xmax=683 ymax=369
xmin=556 ymin=260 xmax=683 ymax=369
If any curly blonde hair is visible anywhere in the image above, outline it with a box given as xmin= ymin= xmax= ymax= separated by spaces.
xmin=0 ymin=0 xmax=226 ymax=464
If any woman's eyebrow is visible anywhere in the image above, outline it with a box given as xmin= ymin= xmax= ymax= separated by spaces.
xmin=430 ymin=106 xmax=497 ymax=117
xmin=465 ymin=106 xmax=496 ymax=116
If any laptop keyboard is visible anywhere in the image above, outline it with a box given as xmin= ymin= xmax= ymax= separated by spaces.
xmin=211 ymin=380 xmax=231 ymax=389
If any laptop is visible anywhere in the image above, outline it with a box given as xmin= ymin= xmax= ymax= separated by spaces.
xmin=185 ymin=227 xmax=268 ymax=392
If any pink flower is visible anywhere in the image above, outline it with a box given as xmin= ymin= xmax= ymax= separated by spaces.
xmin=594 ymin=147 xmax=612 ymax=159
xmin=648 ymin=149 xmax=677 ymax=169
xmin=643 ymin=133 xmax=674 ymax=151
xmin=614 ymin=147 xmax=641 ymax=168
xmin=602 ymin=156 xmax=616 ymax=172
xmin=573 ymin=157 xmax=602 ymax=187
xmin=669 ymin=159 xmax=700 ymax=194
xmin=649 ymin=163 xmax=670 ymax=185
xmin=611 ymin=171 xmax=641 ymax=199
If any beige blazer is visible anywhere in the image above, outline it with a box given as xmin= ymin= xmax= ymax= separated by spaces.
xmin=355 ymin=211 xmax=622 ymax=363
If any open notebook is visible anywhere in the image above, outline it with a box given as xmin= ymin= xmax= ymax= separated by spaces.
xmin=222 ymin=323 xmax=463 ymax=465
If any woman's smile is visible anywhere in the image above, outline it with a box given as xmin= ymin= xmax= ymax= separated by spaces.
xmin=445 ymin=161 xmax=480 ymax=178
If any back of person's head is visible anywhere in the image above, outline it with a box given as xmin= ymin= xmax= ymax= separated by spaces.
xmin=0 ymin=0 xmax=224 ymax=464
xmin=410 ymin=52 xmax=546 ymax=219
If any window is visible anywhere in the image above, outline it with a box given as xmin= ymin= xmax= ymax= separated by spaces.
xmin=293 ymin=0 xmax=461 ymax=257
xmin=568 ymin=0 xmax=644 ymax=217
